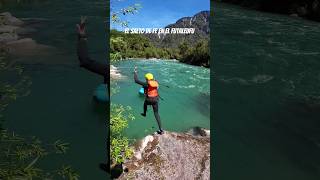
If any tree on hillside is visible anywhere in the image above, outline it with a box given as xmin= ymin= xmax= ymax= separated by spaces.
xmin=179 ymin=40 xmax=210 ymax=67
xmin=178 ymin=41 xmax=190 ymax=58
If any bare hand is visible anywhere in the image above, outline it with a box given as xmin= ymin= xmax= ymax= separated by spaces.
xmin=76 ymin=16 xmax=87 ymax=36
xmin=134 ymin=66 xmax=137 ymax=73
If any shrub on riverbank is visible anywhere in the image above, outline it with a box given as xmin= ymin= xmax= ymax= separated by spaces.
xmin=0 ymin=130 xmax=79 ymax=179
xmin=109 ymin=80 xmax=135 ymax=167
xmin=110 ymin=103 xmax=134 ymax=166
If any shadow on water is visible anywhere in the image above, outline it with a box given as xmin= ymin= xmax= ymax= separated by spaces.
xmin=194 ymin=92 xmax=210 ymax=118
xmin=284 ymin=95 xmax=320 ymax=118
xmin=267 ymin=94 xmax=320 ymax=176
xmin=92 ymin=99 xmax=109 ymax=117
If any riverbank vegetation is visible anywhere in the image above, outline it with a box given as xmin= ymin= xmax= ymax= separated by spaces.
xmin=0 ymin=130 xmax=79 ymax=179
xmin=110 ymin=30 xmax=210 ymax=67
xmin=109 ymin=2 xmax=138 ymax=176
xmin=109 ymin=71 xmax=135 ymax=169
xmin=110 ymin=103 xmax=134 ymax=166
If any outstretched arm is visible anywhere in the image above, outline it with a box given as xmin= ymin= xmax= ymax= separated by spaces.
xmin=134 ymin=67 xmax=147 ymax=87
xmin=76 ymin=17 xmax=109 ymax=80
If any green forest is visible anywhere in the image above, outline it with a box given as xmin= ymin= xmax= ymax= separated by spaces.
xmin=110 ymin=30 xmax=210 ymax=67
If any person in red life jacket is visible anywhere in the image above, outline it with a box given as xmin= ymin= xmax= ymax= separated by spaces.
xmin=134 ymin=66 xmax=164 ymax=135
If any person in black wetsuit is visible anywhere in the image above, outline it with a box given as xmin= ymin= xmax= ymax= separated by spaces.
xmin=134 ymin=67 xmax=164 ymax=135
xmin=76 ymin=17 xmax=109 ymax=92
xmin=76 ymin=17 xmax=109 ymax=173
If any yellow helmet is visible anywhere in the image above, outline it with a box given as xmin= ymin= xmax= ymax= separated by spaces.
xmin=145 ymin=73 xmax=154 ymax=80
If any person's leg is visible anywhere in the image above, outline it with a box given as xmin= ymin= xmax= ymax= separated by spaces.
xmin=152 ymin=102 xmax=162 ymax=133
xmin=141 ymin=100 xmax=147 ymax=117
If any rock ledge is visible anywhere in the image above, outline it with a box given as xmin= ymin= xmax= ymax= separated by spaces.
xmin=119 ymin=129 xmax=210 ymax=180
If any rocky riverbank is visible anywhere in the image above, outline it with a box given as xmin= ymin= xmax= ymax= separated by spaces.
xmin=116 ymin=128 xmax=210 ymax=180
xmin=0 ymin=12 xmax=53 ymax=57
xmin=110 ymin=65 xmax=125 ymax=80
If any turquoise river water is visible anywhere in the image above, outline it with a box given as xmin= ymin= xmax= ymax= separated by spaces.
xmin=112 ymin=59 xmax=210 ymax=140
xmin=213 ymin=2 xmax=320 ymax=180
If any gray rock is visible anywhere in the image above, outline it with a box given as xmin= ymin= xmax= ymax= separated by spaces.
xmin=290 ymin=13 xmax=299 ymax=17
xmin=0 ymin=25 xmax=19 ymax=33
xmin=119 ymin=131 xmax=210 ymax=180
xmin=0 ymin=24 xmax=37 ymax=35
xmin=110 ymin=65 xmax=125 ymax=80
xmin=188 ymin=127 xmax=210 ymax=137
xmin=0 ymin=32 xmax=18 ymax=43
xmin=145 ymin=11 xmax=209 ymax=48
xmin=5 ymin=38 xmax=53 ymax=56
xmin=0 ymin=12 xmax=24 ymax=26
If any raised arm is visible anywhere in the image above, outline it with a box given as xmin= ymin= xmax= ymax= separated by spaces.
xmin=134 ymin=67 xmax=147 ymax=87
xmin=76 ymin=17 xmax=109 ymax=80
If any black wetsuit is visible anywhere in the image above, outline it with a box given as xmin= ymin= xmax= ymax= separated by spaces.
xmin=77 ymin=33 xmax=110 ymax=173
xmin=134 ymin=72 xmax=162 ymax=131
xmin=77 ymin=35 xmax=109 ymax=90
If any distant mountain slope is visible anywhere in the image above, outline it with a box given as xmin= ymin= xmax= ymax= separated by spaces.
xmin=145 ymin=11 xmax=210 ymax=48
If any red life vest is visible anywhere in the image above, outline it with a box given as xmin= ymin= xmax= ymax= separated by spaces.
xmin=145 ymin=80 xmax=159 ymax=97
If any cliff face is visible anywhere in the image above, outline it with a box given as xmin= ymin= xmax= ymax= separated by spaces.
xmin=118 ymin=129 xmax=210 ymax=180
xmin=146 ymin=11 xmax=210 ymax=48
xmin=217 ymin=0 xmax=320 ymax=22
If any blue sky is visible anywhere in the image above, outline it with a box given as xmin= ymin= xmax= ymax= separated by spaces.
xmin=111 ymin=0 xmax=210 ymax=30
